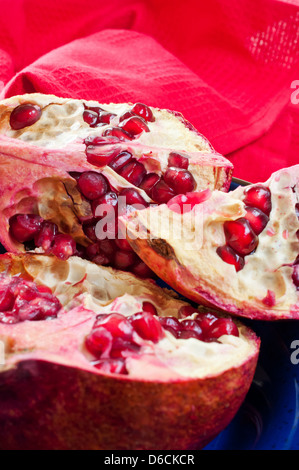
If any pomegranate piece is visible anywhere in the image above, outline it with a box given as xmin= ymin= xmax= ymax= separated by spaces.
xmin=208 ymin=318 xmax=239 ymax=339
xmin=50 ymin=234 xmax=76 ymax=260
xmin=120 ymin=116 xmax=150 ymax=136
xmin=243 ymin=185 xmax=272 ymax=216
xmin=131 ymin=102 xmax=155 ymax=122
xmin=129 ymin=311 xmax=165 ymax=343
xmin=244 ymin=206 xmax=269 ymax=235
xmin=118 ymin=160 xmax=146 ymax=187
xmin=151 ymin=179 xmax=176 ymax=203
xmin=168 ymin=152 xmax=189 ymax=169
xmin=77 ymin=171 xmax=109 ymax=200
xmin=9 ymin=214 xmax=43 ymax=243
xmin=164 ymin=168 xmax=196 ymax=195
xmin=216 ymin=245 xmax=245 ymax=272
xmin=10 ymin=103 xmax=42 ymax=130
xmin=83 ymin=110 xmax=98 ymax=127
xmin=224 ymin=218 xmax=258 ymax=256
xmin=34 ymin=221 xmax=58 ymax=251
xmin=85 ymin=327 xmax=113 ymax=358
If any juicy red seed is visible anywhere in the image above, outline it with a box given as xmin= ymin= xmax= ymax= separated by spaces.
xmin=167 ymin=189 xmax=211 ymax=214
xmin=119 ymin=111 xmax=137 ymax=122
xmin=34 ymin=221 xmax=58 ymax=251
xmin=207 ymin=318 xmax=239 ymax=339
xmin=151 ymin=180 xmax=176 ymax=204
xmin=109 ymin=151 xmax=134 ymax=172
xmin=195 ymin=313 xmax=218 ymax=333
xmin=10 ymin=103 xmax=42 ymax=130
xmin=97 ymin=111 xmax=116 ymax=124
xmin=168 ymin=152 xmax=189 ymax=169
xmin=86 ymin=242 xmax=101 ymax=260
xmin=110 ymin=337 xmax=140 ymax=358
xmin=178 ymin=305 xmax=199 ymax=318
xmin=132 ymin=260 xmax=154 ymax=278
xmin=97 ymin=239 xmax=116 ymax=256
xmin=16 ymin=295 xmax=61 ymax=322
xmin=93 ymin=252 xmax=111 ymax=266
xmin=36 ymin=285 xmax=53 ymax=294
xmin=139 ymin=173 xmax=160 ymax=197
xmin=180 ymin=319 xmax=203 ymax=340
xmin=292 ymin=265 xmax=299 ymax=288
xmin=83 ymin=110 xmax=98 ymax=126
xmin=118 ymin=188 xmax=148 ymax=207
xmin=50 ymin=234 xmax=76 ymax=260
xmin=0 ymin=287 xmax=14 ymax=311
xmin=114 ymin=250 xmax=137 ymax=270
xmin=83 ymin=223 xmax=97 ymax=242
xmin=142 ymin=301 xmax=158 ymax=316
xmin=164 ymin=168 xmax=196 ymax=195
xmin=94 ymin=358 xmax=128 ymax=374
xmin=103 ymin=127 xmax=133 ymax=141
xmin=100 ymin=313 xmax=134 ymax=341
xmin=131 ymin=103 xmax=155 ymax=122
xmin=77 ymin=171 xmax=109 ymax=200
xmin=224 ymin=218 xmax=259 ymax=256
xmin=243 ymin=185 xmax=272 ymax=216
xmin=85 ymin=327 xmax=113 ymax=358
xmin=159 ymin=316 xmax=181 ymax=337
xmin=129 ymin=312 xmax=164 ymax=343
xmin=92 ymin=191 xmax=118 ymax=217
xmin=244 ymin=206 xmax=269 ymax=235
xmin=118 ymin=160 xmax=147 ymax=187
xmin=9 ymin=214 xmax=43 ymax=243
xmin=85 ymin=145 xmax=121 ymax=167
xmin=85 ymin=106 xmax=103 ymax=114
xmin=216 ymin=245 xmax=245 ymax=272
xmin=115 ymin=237 xmax=134 ymax=252
xmin=120 ymin=116 xmax=149 ymax=136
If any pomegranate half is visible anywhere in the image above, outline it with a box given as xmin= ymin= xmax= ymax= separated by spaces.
xmin=0 ymin=93 xmax=232 ymax=275
xmin=0 ymin=253 xmax=259 ymax=450
xmin=121 ymin=165 xmax=299 ymax=320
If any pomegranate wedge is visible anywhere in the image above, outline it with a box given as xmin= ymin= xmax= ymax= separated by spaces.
xmin=0 ymin=253 xmax=259 ymax=450
xmin=0 ymin=93 xmax=232 ymax=275
xmin=121 ymin=165 xmax=299 ymax=320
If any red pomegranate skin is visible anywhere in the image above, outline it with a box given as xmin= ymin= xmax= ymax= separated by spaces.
xmin=0 ymin=253 xmax=260 ymax=450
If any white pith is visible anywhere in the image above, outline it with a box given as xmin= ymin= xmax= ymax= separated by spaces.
xmin=0 ymin=255 xmax=256 ymax=380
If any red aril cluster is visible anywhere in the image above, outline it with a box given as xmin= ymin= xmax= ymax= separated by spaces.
xmin=0 ymin=275 xmax=62 ymax=324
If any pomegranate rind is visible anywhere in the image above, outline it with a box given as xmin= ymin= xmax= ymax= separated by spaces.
xmin=0 ymin=253 xmax=260 ymax=450
xmin=121 ymin=165 xmax=299 ymax=320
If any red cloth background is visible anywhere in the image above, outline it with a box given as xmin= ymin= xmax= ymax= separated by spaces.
xmin=0 ymin=0 xmax=298 ymax=182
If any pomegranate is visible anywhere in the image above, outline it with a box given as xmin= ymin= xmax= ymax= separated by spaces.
xmin=0 ymin=93 xmax=233 ymax=275
xmin=0 ymin=253 xmax=260 ymax=450
xmin=121 ymin=165 xmax=299 ymax=320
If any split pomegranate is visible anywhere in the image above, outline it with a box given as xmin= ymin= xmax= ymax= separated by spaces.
xmin=0 ymin=92 xmax=233 ymax=276
xmin=122 ymin=165 xmax=299 ymax=320
xmin=0 ymin=253 xmax=260 ymax=450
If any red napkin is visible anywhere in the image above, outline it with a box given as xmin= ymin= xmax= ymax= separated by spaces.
xmin=0 ymin=0 xmax=298 ymax=183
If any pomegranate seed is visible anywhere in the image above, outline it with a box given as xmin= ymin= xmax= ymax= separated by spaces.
xmin=97 ymin=111 xmax=116 ymax=124
xmin=178 ymin=306 xmax=199 ymax=318
xmin=110 ymin=337 xmax=140 ymax=358
xmin=119 ymin=111 xmax=137 ymax=122
xmin=17 ymin=296 xmax=61 ymax=321
xmin=244 ymin=206 xmax=269 ymax=235
xmin=9 ymin=214 xmax=43 ymax=243
xmin=216 ymin=245 xmax=245 ymax=272
xmin=77 ymin=171 xmax=109 ymax=200
xmin=97 ymin=239 xmax=116 ymax=257
xmin=103 ymin=127 xmax=133 ymax=141
xmin=164 ymin=168 xmax=196 ymax=195
xmin=131 ymin=103 xmax=155 ymax=122
xmin=115 ymin=237 xmax=134 ymax=252
xmin=85 ymin=145 xmax=121 ymax=167
xmin=195 ymin=312 xmax=218 ymax=334
xmin=92 ymin=191 xmax=118 ymax=218
xmin=118 ymin=188 xmax=148 ymax=208
xmin=208 ymin=318 xmax=239 ymax=339
xmin=109 ymin=151 xmax=134 ymax=172
xmin=168 ymin=152 xmax=189 ymax=169
xmin=292 ymin=265 xmax=299 ymax=288
xmin=34 ymin=221 xmax=58 ymax=251
xmin=114 ymin=250 xmax=137 ymax=270
xmin=10 ymin=103 xmax=42 ymax=130
xmin=93 ymin=252 xmax=111 ymax=266
xmin=83 ymin=110 xmax=98 ymax=127
xmin=94 ymin=358 xmax=128 ymax=374
xmin=167 ymin=189 xmax=211 ymax=213
xmin=85 ymin=327 xmax=113 ymax=358
xmin=132 ymin=260 xmax=154 ymax=278
xmin=142 ymin=301 xmax=158 ymax=316
xmin=129 ymin=312 xmax=164 ymax=343
xmin=118 ymin=160 xmax=146 ymax=187
xmin=243 ymin=185 xmax=272 ymax=216
xmin=36 ymin=285 xmax=53 ymax=295
xmin=85 ymin=105 xmax=103 ymax=114
xmin=180 ymin=319 xmax=204 ymax=340
xmin=120 ymin=116 xmax=149 ymax=136
xmin=151 ymin=180 xmax=176 ymax=204
xmin=139 ymin=173 xmax=160 ymax=197
xmin=50 ymin=234 xmax=76 ymax=260
xmin=100 ymin=313 xmax=135 ymax=341
xmin=159 ymin=316 xmax=181 ymax=338
xmin=83 ymin=223 xmax=97 ymax=242
xmin=84 ymin=135 xmax=112 ymax=146
xmin=224 ymin=218 xmax=259 ymax=256
xmin=0 ymin=287 xmax=14 ymax=311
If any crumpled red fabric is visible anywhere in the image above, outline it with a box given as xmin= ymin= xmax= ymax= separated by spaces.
xmin=0 ymin=0 xmax=298 ymax=183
